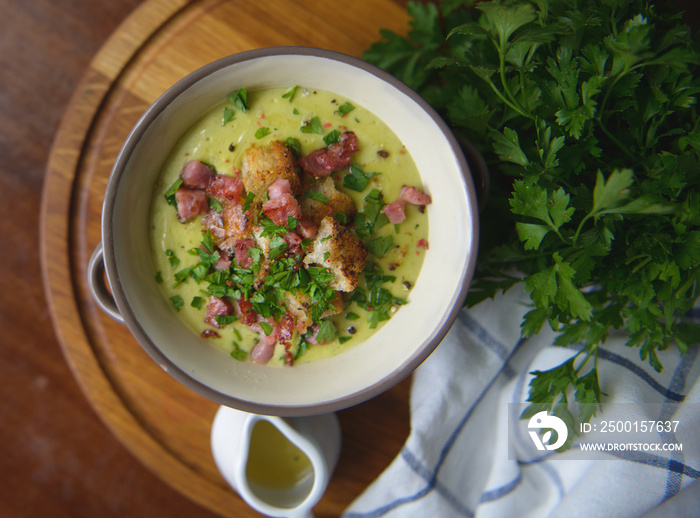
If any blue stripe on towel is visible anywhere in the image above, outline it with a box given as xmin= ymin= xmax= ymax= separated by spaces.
xmin=660 ymin=347 xmax=699 ymax=501
xmin=345 ymin=333 xmax=526 ymax=518
xmin=569 ymin=342 xmax=686 ymax=402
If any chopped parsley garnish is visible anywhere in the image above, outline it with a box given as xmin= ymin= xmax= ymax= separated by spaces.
xmin=228 ymin=87 xmax=248 ymax=112
xmin=259 ymin=216 xmax=289 ymax=237
xmin=282 ymin=85 xmax=298 ymax=102
xmin=351 ymin=262 xmax=405 ymax=328
xmin=164 ymin=178 xmax=183 ymax=206
xmin=306 ymin=191 xmax=329 ymax=202
xmin=215 ymin=314 xmax=238 ymax=326
xmin=230 ymin=342 xmax=247 ymax=360
xmin=255 ymin=127 xmax=271 ymax=139
xmin=367 ymin=234 xmax=394 ymax=258
xmin=355 ymin=189 xmax=389 ymax=240
xmin=209 ymin=197 xmax=223 ymax=213
xmin=343 ymin=164 xmax=379 ymax=192
xmin=337 ymin=102 xmax=355 ymax=117
xmin=191 ymin=296 xmax=204 ymax=310
xmin=285 ymin=137 xmax=301 ymax=155
xmin=155 ymin=271 xmax=163 ymax=284
xmin=268 ymin=235 xmax=289 ymax=260
xmin=170 ymin=295 xmax=184 ymax=311
xmin=316 ymin=320 xmax=338 ymax=343
xmin=222 ymin=107 xmax=235 ymax=126
xmin=259 ymin=321 xmax=274 ymax=336
xmin=242 ymin=191 xmax=256 ymax=213
xmin=323 ymin=129 xmax=341 ymax=146
xmin=165 ymin=249 xmax=180 ymax=269
xmin=295 ymin=337 xmax=309 ymax=360
xmin=300 ymin=116 xmax=323 ymax=134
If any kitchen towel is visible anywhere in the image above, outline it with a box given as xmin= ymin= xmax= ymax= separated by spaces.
xmin=344 ymin=286 xmax=700 ymax=517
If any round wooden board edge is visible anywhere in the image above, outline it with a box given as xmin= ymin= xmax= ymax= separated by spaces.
xmin=39 ymin=0 xmax=245 ymax=516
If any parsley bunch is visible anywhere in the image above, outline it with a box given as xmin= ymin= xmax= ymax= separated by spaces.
xmin=365 ymin=0 xmax=700 ymax=436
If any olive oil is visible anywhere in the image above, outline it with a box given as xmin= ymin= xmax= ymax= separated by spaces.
xmin=245 ymin=420 xmax=313 ymax=489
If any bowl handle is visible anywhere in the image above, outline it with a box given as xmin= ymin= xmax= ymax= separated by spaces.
xmin=87 ymin=243 xmax=125 ymax=325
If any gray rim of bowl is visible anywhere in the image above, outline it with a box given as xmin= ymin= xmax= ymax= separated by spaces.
xmin=102 ymin=46 xmax=480 ymax=417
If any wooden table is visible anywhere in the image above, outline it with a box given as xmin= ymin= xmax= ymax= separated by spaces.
xmin=2 ymin=1 xmax=411 ymax=516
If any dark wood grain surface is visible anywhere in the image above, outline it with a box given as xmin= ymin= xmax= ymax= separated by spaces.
xmin=0 ymin=2 xmax=225 ymax=517
xmin=2 ymin=1 xmax=411 ymax=517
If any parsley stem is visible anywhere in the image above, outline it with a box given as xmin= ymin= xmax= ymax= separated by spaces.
xmin=596 ymin=120 xmax=637 ymax=163
xmin=483 ymin=76 xmax=534 ymax=121
xmin=575 ymin=345 xmax=597 ymax=375
xmin=494 ymin=37 xmax=534 ymax=121
xmin=572 ymin=213 xmax=592 ymax=246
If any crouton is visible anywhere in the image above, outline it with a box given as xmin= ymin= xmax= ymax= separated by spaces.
xmin=241 ymin=141 xmax=302 ymax=201
xmin=250 ymin=225 xmax=272 ymax=287
xmin=300 ymin=176 xmax=356 ymax=227
xmin=303 ymin=216 xmax=368 ymax=292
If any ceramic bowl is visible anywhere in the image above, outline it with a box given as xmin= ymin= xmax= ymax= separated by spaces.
xmin=89 ymin=47 xmax=479 ymax=416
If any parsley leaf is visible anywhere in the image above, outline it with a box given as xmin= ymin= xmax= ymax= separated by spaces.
xmin=323 ymin=129 xmax=341 ymax=146
xmin=255 ymin=127 xmax=271 ymax=139
xmin=222 ymin=107 xmax=235 ymax=126
xmin=343 ymin=164 xmax=379 ymax=192
xmin=282 ymin=85 xmax=298 ymax=102
xmin=300 ymin=116 xmax=323 ymax=134
xmin=305 ymin=191 xmax=329 ymax=202
xmin=338 ymin=102 xmax=356 ymax=117
xmin=164 ymin=178 xmax=183 ymax=206
xmin=228 ymin=87 xmax=248 ymax=112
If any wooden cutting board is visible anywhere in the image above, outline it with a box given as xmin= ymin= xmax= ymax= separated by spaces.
xmin=40 ymin=0 xmax=412 ymax=516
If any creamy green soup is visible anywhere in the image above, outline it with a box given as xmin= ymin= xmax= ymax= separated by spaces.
xmin=150 ymin=86 xmax=429 ymax=366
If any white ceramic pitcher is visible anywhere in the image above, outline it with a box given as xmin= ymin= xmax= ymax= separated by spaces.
xmin=211 ymin=406 xmax=341 ymax=517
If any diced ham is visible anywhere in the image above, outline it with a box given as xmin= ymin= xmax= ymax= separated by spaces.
xmin=206 ymin=174 xmax=244 ymax=202
xmin=267 ymin=178 xmax=292 ymax=199
xmin=299 ymin=149 xmax=336 ymax=177
xmin=383 ymin=199 xmax=406 ymax=224
xmin=180 ymin=160 xmax=214 ymax=189
xmin=297 ymin=218 xmax=318 ymax=240
xmin=401 ymin=185 xmax=431 ymax=206
xmin=262 ymin=193 xmax=301 ymax=226
xmin=204 ymin=296 xmax=233 ymax=328
xmin=249 ymin=317 xmax=279 ymax=364
xmin=326 ymin=131 xmax=359 ymax=169
xmin=214 ymin=250 xmax=231 ymax=271
xmin=284 ymin=232 xmax=302 ymax=247
xmin=175 ymin=187 xmax=209 ymax=221
xmin=235 ymin=298 xmax=258 ymax=325
xmin=299 ymin=131 xmax=359 ymax=177
xmin=282 ymin=231 xmax=303 ymax=257
xmin=380 ymin=185 xmax=430 ymax=225
xmin=233 ymin=239 xmax=256 ymax=268
xmin=251 ymin=333 xmax=277 ymax=364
